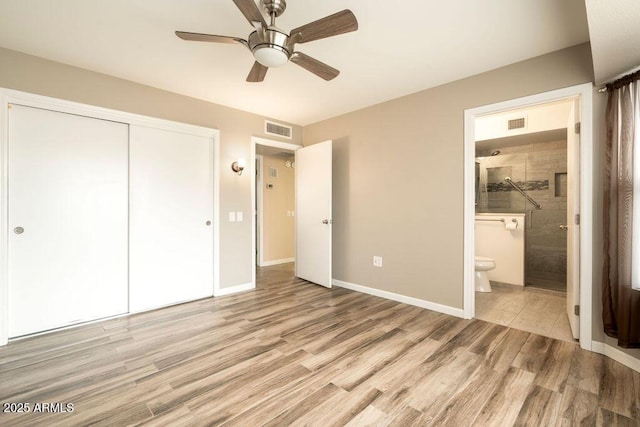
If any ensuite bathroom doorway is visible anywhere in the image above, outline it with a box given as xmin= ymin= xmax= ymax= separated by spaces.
xmin=463 ymin=83 xmax=593 ymax=349
xmin=475 ymin=99 xmax=577 ymax=294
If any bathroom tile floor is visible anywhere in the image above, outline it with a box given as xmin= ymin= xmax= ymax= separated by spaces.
xmin=475 ymin=283 xmax=576 ymax=343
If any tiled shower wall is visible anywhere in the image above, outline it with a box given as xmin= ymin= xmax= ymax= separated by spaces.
xmin=476 ymin=139 xmax=567 ymax=289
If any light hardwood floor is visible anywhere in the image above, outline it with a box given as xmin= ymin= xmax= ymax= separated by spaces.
xmin=0 ymin=263 xmax=638 ymax=426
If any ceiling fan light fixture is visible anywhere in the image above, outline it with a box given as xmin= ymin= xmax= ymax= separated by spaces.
xmin=253 ymin=45 xmax=289 ymax=67
xmin=176 ymin=1 xmax=358 ymax=82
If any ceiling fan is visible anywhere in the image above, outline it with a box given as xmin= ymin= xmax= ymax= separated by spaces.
xmin=176 ymin=0 xmax=358 ymax=82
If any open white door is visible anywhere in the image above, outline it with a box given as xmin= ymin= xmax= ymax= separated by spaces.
xmin=295 ymin=140 xmax=332 ymax=287
xmin=566 ymin=98 xmax=580 ymax=339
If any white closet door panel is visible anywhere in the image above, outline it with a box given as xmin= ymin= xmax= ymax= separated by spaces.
xmin=8 ymin=105 xmax=129 ymax=337
xmin=129 ymin=125 xmax=213 ymax=312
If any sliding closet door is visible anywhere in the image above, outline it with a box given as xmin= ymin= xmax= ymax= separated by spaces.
xmin=129 ymin=125 xmax=214 ymax=312
xmin=8 ymin=105 xmax=129 ymax=337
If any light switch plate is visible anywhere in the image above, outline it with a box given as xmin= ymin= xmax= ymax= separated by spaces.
xmin=373 ymin=256 xmax=383 ymax=267
xmin=236 ymin=211 xmax=243 ymax=222
xmin=229 ymin=212 xmax=236 ymax=222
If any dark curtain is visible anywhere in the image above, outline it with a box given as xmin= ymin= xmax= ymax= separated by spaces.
xmin=602 ymin=70 xmax=640 ymax=348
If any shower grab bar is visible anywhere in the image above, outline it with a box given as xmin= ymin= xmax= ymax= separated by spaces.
xmin=475 ymin=217 xmax=518 ymax=224
xmin=504 ymin=177 xmax=542 ymax=209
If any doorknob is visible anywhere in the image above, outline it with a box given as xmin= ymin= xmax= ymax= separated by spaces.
xmin=322 ymin=219 xmax=333 ymax=224
xmin=559 ymin=224 xmax=568 ymax=231
xmin=13 ymin=226 xmax=24 ymax=234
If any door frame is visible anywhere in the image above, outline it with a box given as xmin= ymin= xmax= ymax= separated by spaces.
xmin=0 ymin=88 xmax=220 ymax=345
xmin=251 ymin=137 xmax=302 ymax=288
xmin=255 ymin=154 xmax=264 ymax=267
xmin=463 ymin=82 xmax=593 ymax=351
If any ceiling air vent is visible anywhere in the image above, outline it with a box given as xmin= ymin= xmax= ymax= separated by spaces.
xmin=507 ymin=117 xmax=526 ymax=130
xmin=265 ymin=120 xmax=292 ymax=139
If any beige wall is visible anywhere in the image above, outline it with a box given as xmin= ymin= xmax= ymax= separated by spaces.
xmin=0 ymin=47 xmax=302 ymax=289
xmin=303 ymin=43 xmax=594 ymax=310
xmin=260 ymin=155 xmax=295 ymax=263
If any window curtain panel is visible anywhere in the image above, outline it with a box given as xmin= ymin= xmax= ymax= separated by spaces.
xmin=603 ymin=71 xmax=640 ymax=348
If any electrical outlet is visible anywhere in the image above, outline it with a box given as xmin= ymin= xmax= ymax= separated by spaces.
xmin=373 ymin=256 xmax=383 ymax=267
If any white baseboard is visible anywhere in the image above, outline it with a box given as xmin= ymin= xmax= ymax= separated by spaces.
xmin=332 ymin=279 xmax=464 ymax=318
xmin=214 ymin=282 xmax=254 ymax=297
xmin=592 ymin=341 xmax=640 ymax=373
xmin=259 ymin=258 xmax=295 ymax=267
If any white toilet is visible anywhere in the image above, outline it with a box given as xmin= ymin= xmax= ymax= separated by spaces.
xmin=474 ymin=256 xmax=496 ymax=292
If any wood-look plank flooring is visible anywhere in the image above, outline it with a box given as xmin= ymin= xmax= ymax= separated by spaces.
xmin=1 ymin=263 xmax=638 ymax=426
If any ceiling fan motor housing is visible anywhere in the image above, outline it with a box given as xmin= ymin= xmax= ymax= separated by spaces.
xmin=249 ymin=27 xmax=290 ymax=67
xmin=262 ymin=0 xmax=287 ymax=17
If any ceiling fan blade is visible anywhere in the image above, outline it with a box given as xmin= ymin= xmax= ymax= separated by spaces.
xmin=176 ymin=31 xmax=248 ymax=48
xmin=247 ymin=61 xmax=268 ymax=82
xmin=290 ymin=52 xmax=339 ymax=81
xmin=289 ymin=10 xmax=358 ymax=44
xmin=233 ymin=0 xmax=267 ymax=28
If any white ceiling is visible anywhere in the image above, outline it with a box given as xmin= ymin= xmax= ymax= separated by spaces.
xmin=585 ymin=0 xmax=640 ymax=84
xmin=0 ymin=1 xmax=591 ymax=126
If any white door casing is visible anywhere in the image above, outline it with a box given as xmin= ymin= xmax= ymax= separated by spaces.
xmin=295 ymin=140 xmax=332 ymax=288
xmin=8 ymin=105 xmax=129 ymax=337
xmin=129 ymin=125 xmax=214 ymax=312
xmin=256 ymin=155 xmax=264 ymax=267
xmin=566 ymin=98 xmax=581 ymax=339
